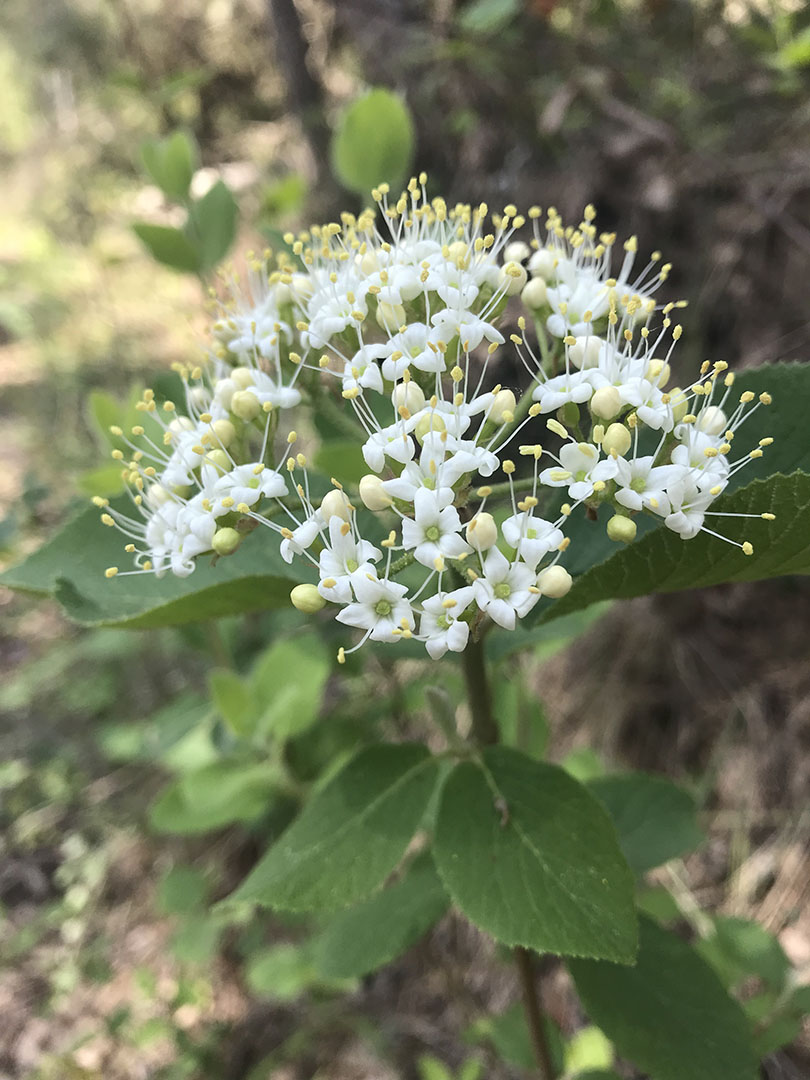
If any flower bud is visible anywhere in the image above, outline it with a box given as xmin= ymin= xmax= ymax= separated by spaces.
xmin=500 ymin=261 xmax=528 ymax=296
xmin=528 ymin=248 xmax=555 ymax=279
xmin=392 ymin=381 xmax=425 ymax=414
xmin=697 ymin=405 xmax=728 ymax=436
xmin=504 ymin=240 xmax=530 ymax=264
xmin=359 ymin=474 xmax=393 ymax=511
xmin=290 ymin=583 xmax=326 ymax=613
xmin=231 ymin=367 xmax=255 ymax=390
xmin=490 ymin=388 xmax=516 ymax=424
xmin=214 ymin=377 xmax=237 ymax=410
xmin=230 ymin=389 xmax=261 ymax=421
xmin=590 ymin=385 xmax=622 ymax=421
xmin=667 ymin=387 xmax=689 ymax=423
xmin=204 ymin=449 xmax=231 ymax=473
xmin=168 ymin=416 xmax=195 ymax=434
xmin=146 ymin=483 xmax=172 ymax=508
xmin=414 ymin=411 xmax=446 ymax=442
xmin=569 ymin=336 xmax=602 ymax=370
xmin=447 ymin=240 xmax=469 ymax=264
xmin=376 ymin=301 xmax=405 ymax=331
xmin=601 ymin=423 xmax=632 ymax=458
xmin=466 ymin=511 xmax=498 ymax=550
xmin=646 ymin=359 xmax=671 ymax=387
xmin=537 ymin=564 xmax=572 ymax=598
xmin=211 ymin=419 xmax=236 ymax=448
xmin=557 ymin=401 xmax=580 ymax=428
xmin=607 ymin=514 xmax=637 ymax=543
xmin=212 ymin=527 xmax=241 ymax=556
xmin=521 ymin=276 xmax=548 ymax=310
xmin=290 ymin=272 xmax=313 ymax=300
xmin=359 ymin=250 xmax=379 ymax=275
xmin=320 ymin=488 xmax=352 ymax=521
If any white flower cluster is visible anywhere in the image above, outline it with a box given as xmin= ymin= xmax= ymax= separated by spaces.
xmin=96 ymin=178 xmax=773 ymax=660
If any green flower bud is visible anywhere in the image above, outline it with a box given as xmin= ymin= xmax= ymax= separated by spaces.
xmin=290 ymin=583 xmax=326 ymax=613
xmin=230 ymin=390 xmax=261 ymax=422
xmin=537 ymin=564 xmax=572 ymax=598
xmin=204 ymin=449 xmax=231 ymax=473
xmin=414 ymin=411 xmax=446 ymax=443
xmin=606 ymin=514 xmax=637 ymax=544
xmin=590 ymin=386 xmax=622 ymax=421
xmin=212 ymin=527 xmax=242 ymax=556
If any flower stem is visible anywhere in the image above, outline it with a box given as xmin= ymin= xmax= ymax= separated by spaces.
xmin=514 ymin=946 xmax=557 ymax=1080
xmin=461 ymin=638 xmax=557 ymax=1080
xmin=461 ymin=635 xmax=498 ymax=746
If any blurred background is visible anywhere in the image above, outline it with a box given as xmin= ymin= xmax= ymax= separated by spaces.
xmin=1 ymin=0 xmax=809 ymax=1077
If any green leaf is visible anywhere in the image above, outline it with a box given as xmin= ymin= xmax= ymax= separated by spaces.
xmin=208 ymin=669 xmax=257 ymax=738
xmin=433 ymin=747 xmax=637 ymax=962
xmin=775 ymin=26 xmax=810 ymax=69
xmin=468 ymin=1002 xmax=564 ymax=1072
xmin=459 ymin=0 xmax=521 ymax=35
xmin=141 ymin=131 xmax=197 ymax=202
xmin=189 ymin=179 xmax=238 ymax=270
xmin=331 ymin=88 xmax=415 ymax=196
xmin=313 ymin=854 xmax=448 ymax=978
xmin=697 ymin=915 xmax=790 ymax=991
xmin=75 ymin=462 xmax=127 ymax=498
xmin=0 ymin=500 xmax=300 ymax=628
xmin=250 ymin=634 xmax=330 ymax=741
xmin=564 ymin=1026 xmax=613 ymax=1075
xmin=314 ymin=440 xmax=369 ymax=487
xmin=132 ymin=223 xmax=202 ymax=273
xmin=232 ymin=744 xmax=438 ymax=913
xmin=150 ymin=759 xmax=277 ymax=834
xmin=157 ymin=865 xmax=209 ymax=915
xmin=569 ymin=917 xmax=759 ymax=1080
xmin=246 ymin=943 xmax=322 ymax=1001
xmin=587 ymin=772 xmax=704 ymax=874
xmin=171 ymin=915 xmax=220 ymax=966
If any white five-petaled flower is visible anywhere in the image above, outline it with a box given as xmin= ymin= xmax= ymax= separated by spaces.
xmin=501 ymin=512 xmax=564 ymax=568
xmin=613 ymin=455 xmax=685 ymax=517
xmin=400 ymin=488 xmax=472 ymax=569
xmin=318 ymin=516 xmax=381 ymax=604
xmin=539 ymin=442 xmax=619 ymax=501
xmin=472 ymin=547 xmax=540 ymax=630
xmin=419 ymin=586 xmax=475 ymax=659
xmin=336 ymin=572 xmax=414 ymax=643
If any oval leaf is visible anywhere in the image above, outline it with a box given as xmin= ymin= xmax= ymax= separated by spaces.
xmin=331 ymin=88 xmax=415 ymax=195
xmin=587 ymin=772 xmax=704 ymax=874
xmin=132 ymin=222 xmax=202 ymax=273
xmin=569 ymin=917 xmax=759 ymax=1080
xmin=232 ymin=744 xmax=438 ymax=913
xmin=313 ymin=854 xmax=448 ymax=978
xmin=433 ymin=747 xmax=637 ymax=962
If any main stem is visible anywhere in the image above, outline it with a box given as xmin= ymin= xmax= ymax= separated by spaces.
xmin=461 ymin=635 xmax=557 ymax=1080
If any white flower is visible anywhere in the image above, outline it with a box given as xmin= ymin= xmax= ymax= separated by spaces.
xmin=472 ymin=547 xmax=540 ymax=630
xmin=361 ymin=419 xmax=417 ymax=473
xmin=280 ymin=513 xmax=323 ymax=563
xmin=206 ymin=463 xmax=287 ymax=516
xmin=614 ymin=456 xmax=686 ymax=516
xmin=381 ymin=324 xmax=445 ymax=380
xmin=671 ymin=426 xmax=730 ymax=490
xmin=401 ymin=488 xmax=472 ymax=569
xmin=419 ymin=587 xmax=475 ymax=659
xmin=342 ymin=345 xmax=387 ymax=395
xmin=539 ymin=442 xmax=619 ymax=501
xmin=430 ymin=308 xmax=504 ymax=351
xmin=531 ymin=370 xmax=594 ymax=413
xmin=502 ymin=513 xmax=564 ymax=568
xmin=664 ymin=477 xmax=715 ymax=539
xmin=336 ymin=572 xmax=414 ymax=643
xmin=381 ymin=435 xmax=457 ymax=506
xmin=317 ymin=516 xmax=381 ymax=604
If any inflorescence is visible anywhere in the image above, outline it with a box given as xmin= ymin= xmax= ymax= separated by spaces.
xmin=95 ymin=177 xmax=774 ymax=660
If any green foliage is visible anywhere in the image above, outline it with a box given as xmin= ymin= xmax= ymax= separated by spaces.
xmin=245 ymin=942 xmax=341 ymax=1001
xmin=233 ymin=744 xmax=439 ymax=912
xmin=208 ymin=668 xmax=256 ymax=737
xmin=188 ymin=179 xmax=238 ymax=270
xmin=249 ymin=633 xmax=330 ymax=741
xmin=563 ymin=1026 xmax=613 ymax=1075
xmin=587 ymin=772 xmax=704 ymax=873
xmin=157 ymin=865 xmax=209 ymax=915
xmin=697 ymin=915 xmax=790 ymax=992
xmin=467 ymin=1002 xmax=564 ymax=1072
xmin=433 ymin=747 xmax=637 ymax=962
xmin=331 ymin=89 xmax=415 ymax=195
xmin=133 ymin=130 xmax=237 ymax=274
xmin=141 ymin=131 xmax=197 ymax=202
xmin=150 ymin=759 xmax=279 ymax=834
xmin=458 ymin=0 xmax=521 ymax=35
xmin=313 ymin=853 xmax=448 ymax=978
xmin=569 ymin=917 xmax=759 ymax=1080
xmin=418 ymin=1056 xmax=484 ymax=1080
xmin=774 ymin=25 xmax=810 ymax=69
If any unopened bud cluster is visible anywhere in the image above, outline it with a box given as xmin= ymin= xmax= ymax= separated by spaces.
xmin=95 ymin=178 xmax=773 ymax=660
